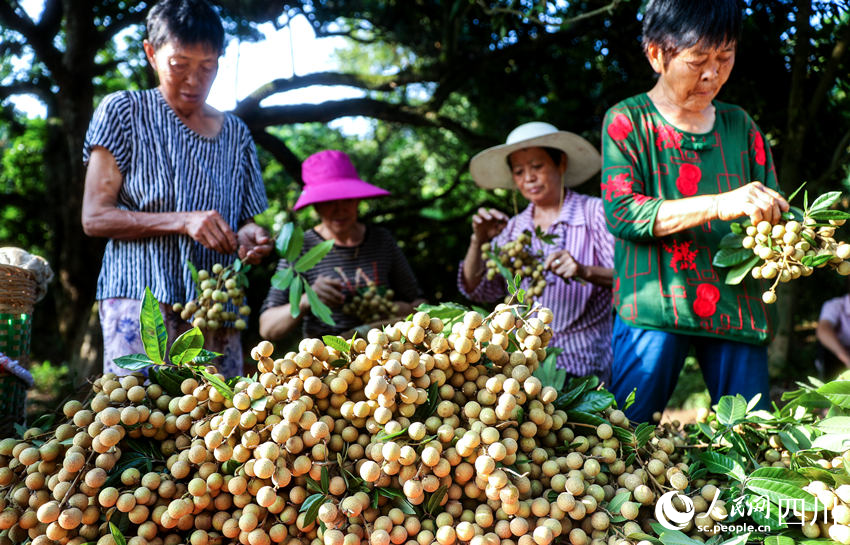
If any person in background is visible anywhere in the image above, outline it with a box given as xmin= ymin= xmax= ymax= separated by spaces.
xmin=458 ymin=122 xmax=614 ymax=384
xmin=82 ymin=0 xmax=271 ymax=377
xmin=816 ymin=289 xmax=850 ymax=378
xmin=602 ymin=0 xmax=788 ymax=422
xmin=259 ymin=150 xmax=425 ymax=340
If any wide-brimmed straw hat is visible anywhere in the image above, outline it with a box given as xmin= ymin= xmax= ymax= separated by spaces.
xmin=294 ymin=150 xmax=390 ymax=210
xmin=469 ymin=122 xmax=601 ymax=189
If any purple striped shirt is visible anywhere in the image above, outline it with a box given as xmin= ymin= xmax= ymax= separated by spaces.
xmin=458 ymin=190 xmax=615 ymax=381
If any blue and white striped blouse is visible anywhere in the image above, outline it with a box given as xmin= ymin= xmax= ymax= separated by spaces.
xmin=83 ymin=88 xmax=268 ymax=304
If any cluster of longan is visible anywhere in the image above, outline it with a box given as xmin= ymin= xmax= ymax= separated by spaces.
xmin=2 ymin=302 xmax=813 ymax=545
xmin=173 ymin=263 xmax=251 ymax=331
xmin=743 ymin=218 xmax=850 ymax=304
xmin=342 ymin=285 xmax=400 ymax=324
xmin=481 ymin=231 xmax=547 ymax=305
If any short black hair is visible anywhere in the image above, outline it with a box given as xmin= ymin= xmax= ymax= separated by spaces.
xmin=642 ymin=0 xmax=741 ymax=62
xmin=147 ymin=0 xmax=225 ymax=54
xmin=506 ymin=147 xmax=566 ymax=170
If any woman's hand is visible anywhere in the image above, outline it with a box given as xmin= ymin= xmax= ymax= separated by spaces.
xmin=184 ymin=210 xmax=238 ymax=254
xmin=310 ymin=275 xmax=346 ymax=308
xmin=544 ymin=250 xmax=584 ymax=280
xmin=715 ymin=182 xmax=789 ymax=225
xmin=237 ymin=222 xmax=273 ymax=264
xmin=471 ymin=208 xmax=510 ymax=245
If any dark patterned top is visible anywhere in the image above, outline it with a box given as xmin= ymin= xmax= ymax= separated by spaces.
xmin=261 ymin=226 xmax=424 ymax=337
xmin=601 ymin=93 xmax=779 ymax=345
xmin=83 ymin=88 xmax=268 ymax=304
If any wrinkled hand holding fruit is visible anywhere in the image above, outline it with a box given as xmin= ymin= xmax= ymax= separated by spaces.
xmin=482 ymin=231 xmax=547 ymax=305
xmin=343 ymin=284 xmax=400 ymax=324
xmin=743 ymin=218 xmax=850 ymax=304
xmin=173 ymin=263 xmax=251 ymax=331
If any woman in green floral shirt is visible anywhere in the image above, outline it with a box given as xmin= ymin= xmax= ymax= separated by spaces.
xmin=602 ymin=0 xmax=788 ymax=422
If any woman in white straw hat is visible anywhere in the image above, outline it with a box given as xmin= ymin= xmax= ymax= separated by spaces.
xmin=458 ymin=122 xmax=615 ymax=382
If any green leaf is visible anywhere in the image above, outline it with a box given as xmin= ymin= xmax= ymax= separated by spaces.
xmin=300 ymin=493 xmax=326 ymax=513
xmin=113 ymin=353 xmax=155 ymax=371
xmin=305 ymin=282 xmax=335 ymax=326
xmin=425 ymin=485 xmax=448 ymax=515
xmin=271 ymin=268 xmax=295 ymax=291
xmin=109 ymin=522 xmax=128 ymax=545
xmin=787 ymin=182 xmax=807 ymax=204
xmin=251 ymin=396 xmax=269 ymax=411
xmin=817 ymin=381 xmax=850 ymax=408
xmin=623 ymin=388 xmax=636 ymax=411
xmin=808 ymin=191 xmax=842 ymax=214
xmin=302 ymin=493 xmax=327 ymax=527
xmin=222 ymin=459 xmax=240 ymax=475
xmin=634 ymin=422 xmax=655 ymax=448
xmin=534 ymin=225 xmax=557 ymax=245
xmin=724 ymin=255 xmax=760 ymax=285
xmin=764 ymin=537 xmax=795 ymax=545
xmin=516 ymin=288 xmax=525 ymax=303
xmin=376 ymin=427 xmax=409 ymax=442
xmin=816 ymin=416 xmax=850 ymax=434
xmin=808 ymin=209 xmax=850 ymax=221
xmin=717 ymin=232 xmax=746 ymax=250
xmin=712 ymin=246 xmax=754 ymax=268
xmin=140 ymin=287 xmax=167 ymax=364
xmin=196 ymin=367 xmax=233 ymax=400
xmin=716 ymin=534 xmax=750 ymax=545
xmin=745 ymin=468 xmax=819 ymax=512
xmin=295 ymin=239 xmax=335 ymax=273
xmin=729 ymin=222 xmax=743 ymax=235
xmin=715 ymin=394 xmax=748 ymax=425
xmin=322 ymin=335 xmax=351 ymax=354
xmin=289 ymin=276 xmax=303 ymax=319
xmin=654 ymin=527 xmax=703 ymax=545
xmin=695 ymin=451 xmax=746 ymax=482
xmin=321 ymin=466 xmax=330 ymax=494
xmin=571 ymin=390 xmax=616 ymax=413
xmin=306 ymin=476 xmax=323 ymax=494
xmin=192 ymin=349 xmax=222 ymax=365
xmin=811 ymin=433 xmax=850 ymax=452
xmin=187 ymin=260 xmax=200 ymax=296
xmin=533 ymin=347 xmax=566 ymax=391
xmin=605 ymin=491 xmax=631 ymax=515
xmin=415 ymin=302 xmax=467 ymax=323
xmin=801 ymin=254 xmax=833 ymax=268
xmin=168 ymin=327 xmax=204 ymax=365
xmin=566 ymin=410 xmax=607 ymax=428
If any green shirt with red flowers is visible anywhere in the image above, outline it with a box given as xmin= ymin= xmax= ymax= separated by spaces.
xmin=601 ymin=93 xmax=778 ymax=345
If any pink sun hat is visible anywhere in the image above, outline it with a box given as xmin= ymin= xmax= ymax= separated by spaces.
xmin=293 ymin=150 xmax=390 ymax=210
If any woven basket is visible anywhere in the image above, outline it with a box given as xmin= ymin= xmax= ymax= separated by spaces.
xmin=0 ymin=263 xmax=36 ymax=434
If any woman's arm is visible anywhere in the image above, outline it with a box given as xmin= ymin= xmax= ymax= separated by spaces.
xmin=461 ymin=208 xmax=510 ymax=293
xmin=817 ymin=320 xmax=850 ymax=368
xmin=82 ymin=147 xmax=238 ymax=254
xmin=651 ymin=182 xmax=788 ymax=238
xmin=258 ymin=299 xmax=309 ymax=341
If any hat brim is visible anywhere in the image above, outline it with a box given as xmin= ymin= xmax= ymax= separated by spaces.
xmin=469 ymin=131 xmax=601 ymax=189
xmin=293 ymin=179 xmax=390 ymax=210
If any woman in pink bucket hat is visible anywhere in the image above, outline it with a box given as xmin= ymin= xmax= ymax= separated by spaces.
xmin=259 ymin=150 xmax=425 ymax=340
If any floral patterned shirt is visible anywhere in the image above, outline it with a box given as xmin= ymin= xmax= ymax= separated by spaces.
xmin=601 ymin=93 xmax=778 ymax=345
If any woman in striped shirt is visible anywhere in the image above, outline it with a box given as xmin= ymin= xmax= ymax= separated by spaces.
xmin=458 ymin=122 xmax=615 ymax=383
xmin=81 ymin=0 xmax=271 ymax=377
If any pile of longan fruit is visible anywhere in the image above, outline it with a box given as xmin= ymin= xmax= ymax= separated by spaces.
xmin=742 ymin=218 xmax=850 ymax=304
xmin=481 ymin=231 xmax=547 ymax=305
xmin=173 ymin=262 xmax=251 ymax=331
xmin=342 ymin=284 xmax=399 ymax=324
xmin=3 ymin=301 xmax=832 ymax=545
